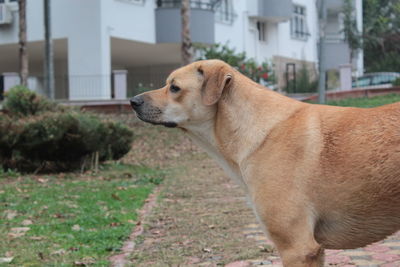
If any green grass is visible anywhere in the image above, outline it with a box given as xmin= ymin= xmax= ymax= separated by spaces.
xmin=327 ymin=93 xmax=400 ymax=108
xmin=0 ymin=163 xmax=165 ymax=267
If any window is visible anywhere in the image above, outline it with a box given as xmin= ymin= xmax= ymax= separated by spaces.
xmin=290 ymin=5 xmax=309 ymax=40
xmin=215 ymin=0 xmax=236 ymax=24
xmin=257 ymin=21 xmax=266 ymax=42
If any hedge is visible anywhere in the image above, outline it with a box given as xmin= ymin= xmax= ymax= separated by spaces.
xmin=0 ymin=86 xmax=134 ymax=173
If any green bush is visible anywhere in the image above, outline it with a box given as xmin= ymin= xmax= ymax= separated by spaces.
xmin=0 ymin=89 xmax=135 ymax=173
xmin=393 ymin=77 xmax=400 ymax=87
xmin=100 ymin=121 xmax=134 ymax=161
xmin=3 ymin=86 xmax=57 ymax=117
xmin=195 ymin=43 xmax=276 ymax=84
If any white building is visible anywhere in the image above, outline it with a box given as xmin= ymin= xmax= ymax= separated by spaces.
xmin=0 ymin=0 xmax=363 ymax=100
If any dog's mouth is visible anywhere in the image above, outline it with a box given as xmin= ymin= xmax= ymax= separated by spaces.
xmin=135 ymin=112 xmax=177 ymax=128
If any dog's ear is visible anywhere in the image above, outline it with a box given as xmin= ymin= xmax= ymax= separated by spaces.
xmin=200 ymin=65 xmax=233 ymax=106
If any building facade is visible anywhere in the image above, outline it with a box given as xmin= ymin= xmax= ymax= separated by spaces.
xmin=0 ymin=0 xmax=363 ymax=100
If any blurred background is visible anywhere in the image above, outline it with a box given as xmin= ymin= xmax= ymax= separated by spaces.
xmin=0 ymin=0 xmax=399 ymax=101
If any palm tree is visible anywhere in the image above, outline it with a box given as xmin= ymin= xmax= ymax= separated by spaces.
xmin=181 ymin=0 xmax=192 ymax=65
xmin=18 ymin=0 xmax=29 ymax=86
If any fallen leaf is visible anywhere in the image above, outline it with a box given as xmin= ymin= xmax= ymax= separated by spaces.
xmin=5 ymin=210 xmax=18 ymax=220
xmin=51 ymin=249 xmax=66 ymax=256
xmin=111 ymin=193 xmax=121 ymax=201
xmin=225 ymin=261 xmax=251 ymax=267
xmin=54 ymin=213 xmax=65 ymax=219
xmin=8 ymin=227 xmax=30 ymax=239
xmin=127 ymin=220 xmax=135 ymax=224
xmin=0 ymin=257 xmax=13 ymax=263
xmin=117 ymin=186 xmax=127 ymax=190
xmin=10 ymin=227 xmax=30 ymax=233
xmin=109 ymin=222 xmax=120 ymax=227
xmin=8 ymin=233 xmax=25 ymax=239
xmin=72 ymin=224 xmax=81 ymax=231
xmin=187 ymin=256 xmax=201 ymax=264
xmin=202 ymin=248 xmax=212 ymax=253
xmin=38 ymin=252 xmax=45 ymax=260
xmin=22 ymin=219 xmax=33 ymax=226
xmin=29 ymin=236 xmax=44 ymax=241
xmin=37 ymin=178 xmax=48 ymax=183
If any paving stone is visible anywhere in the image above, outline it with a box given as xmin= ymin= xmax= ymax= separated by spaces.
xmin=380 ymin=263 xmax=400 ymax=267
xmin=326 ymin=249 xmax=344 ymax=255
xmin=249 ymin=259 xmax=272 ymax=265
xmin=225 ymin=260 xmax=251 ymax=267
xmin=364 ymin=244 xmax=391 ymax=253
xmin=338 ymin=250 xmax=373 ymax=257
xmin=371 ymin=253 xmax=400 ymax=262
xmin=326 ymin=254 xmax=351 ymax=264
xmin=348 ymin=255 xmax=373 ymax=261
xmin=349 ymin=259 xmax=384 ymax=265
xmin=381 ymin=241 xmax=400 ymax=247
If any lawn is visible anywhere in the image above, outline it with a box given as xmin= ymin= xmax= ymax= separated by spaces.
xmin=327 ymin=93 xmax=400 ymax=108
xmin=0 ymin=162 xmax=165 ymax=267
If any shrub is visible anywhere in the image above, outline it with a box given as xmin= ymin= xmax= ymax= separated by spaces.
xmin=0 ymin=89 xmax=135 ymax=173
xmin=393 ymin=77 xmax=400 ymax=87
xmin=195 ymin=43 xmax=275 ymax=85
xmin=100 ymin=121 xmax=135 ymax=161
xmin=3 ymin=86 xmax=57 ymax=117
xmin=0 ymin=115 xmax=21 ymax=161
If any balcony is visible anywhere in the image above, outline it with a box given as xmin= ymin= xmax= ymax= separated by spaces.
xmin=155 ymin=0 xmax=217 ymax=44
xmin=248 ymin=0 xmax=292 ymax=23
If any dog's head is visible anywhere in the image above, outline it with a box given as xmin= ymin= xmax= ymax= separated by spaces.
xmin=130 ymin=60 xmax=234 ymax=128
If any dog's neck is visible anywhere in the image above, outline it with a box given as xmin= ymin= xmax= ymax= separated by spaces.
xmin=214 ymin=80 xmax=304 ymax=165
xmin=183 ymin=79 xmax=304 ymax=188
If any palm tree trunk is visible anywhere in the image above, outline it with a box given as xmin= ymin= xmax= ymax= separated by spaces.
xmin=44 ymin=0 xmax=55 ymax=99
xmin=18 ymin=0 xmax=29 ymax=86
xmin=181 ymin=0 xmax=192 ymax=65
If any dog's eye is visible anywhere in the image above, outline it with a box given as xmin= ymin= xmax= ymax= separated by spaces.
xmin=170 ymin=85 xmax=181 ymax=93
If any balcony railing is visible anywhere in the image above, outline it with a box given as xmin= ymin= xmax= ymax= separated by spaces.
xmin=155 ymin=0 xmax=220 ymax=10
xmin=155 ymin=0 xmax=216 ymax=44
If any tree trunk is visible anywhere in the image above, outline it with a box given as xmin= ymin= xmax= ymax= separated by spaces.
xmin=181 ymin=0 xmax=192 ymax=65
xmin=18 ymin=0 xmax=29 ymax=86
xmin=44 ymin=0 xmax=55 ymax=99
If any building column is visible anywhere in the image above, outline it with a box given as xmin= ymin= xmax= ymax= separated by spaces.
xmin=67 ymin=32 xmax=111 ymax=100
xmin=339 ymin=64 xmax=352 ymax=91
xmin=113 ymin=70 xmax=128 ymax=100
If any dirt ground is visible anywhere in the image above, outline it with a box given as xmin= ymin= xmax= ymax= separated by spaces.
xmin=122 ymin=118 xmax=273 ymax=266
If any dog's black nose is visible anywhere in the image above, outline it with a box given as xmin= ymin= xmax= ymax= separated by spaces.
xmin=130 ymin=96 xmax=144 ymax=109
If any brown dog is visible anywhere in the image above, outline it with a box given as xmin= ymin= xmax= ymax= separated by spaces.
xmin=130 ymin=59 xmax=400 ymax=266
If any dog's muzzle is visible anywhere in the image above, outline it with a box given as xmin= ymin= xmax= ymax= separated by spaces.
xmin=129 ymin=95 xmax=177 ymax=128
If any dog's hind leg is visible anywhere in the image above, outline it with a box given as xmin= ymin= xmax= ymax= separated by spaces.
xmin=270 ymin=229 xmax=324 ymax=267
xmin=256 ymin=206 xmax=324 ymax=267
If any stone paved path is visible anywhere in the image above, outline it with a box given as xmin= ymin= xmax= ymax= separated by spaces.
xmin=240 ymin=224 xmax=400 ymax=266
